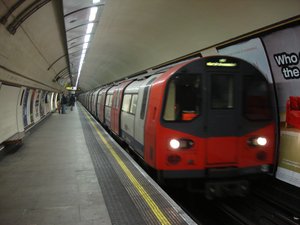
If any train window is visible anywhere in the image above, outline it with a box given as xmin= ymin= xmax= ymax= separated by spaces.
xmin=109 ymin=95 xmax=113 ymax=106
xmin=129 ymin=94 xmax=138 ymax=114
xmin=140 ymin=77 xmax=157 ymax=120
xmin=105 ymin=95 xmax=109 ymax=106
xmin=140 ymin=86 xmax=150 ymax=119
xmin=105 ymin=95 xmax=111 ymax=106
xmin=122 ymin=94 xmax=132 ymax=112
xmin=163 ymin=73 xmax=202 ymax=121
xmin=243 ymin=75 xmax=272 ymax=120
xmin=211 ymin=75 xmax=234 ymax=109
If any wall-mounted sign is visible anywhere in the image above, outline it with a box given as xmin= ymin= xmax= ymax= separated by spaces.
xmin=65 ymin=86 xmax=77 ymax=91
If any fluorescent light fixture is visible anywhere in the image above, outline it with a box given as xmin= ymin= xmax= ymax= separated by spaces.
xmin=84 ymin=34 xmax=91 ymax=43
xmin=83 ymin=43 xmax=88 ymax=49
xmin=74 ymin=3 xmax=99 ymax=89
xmin=89 ymin=7 xmax=98 ymax=22
xmin=86 ymin=23 xmax=94 ymax=34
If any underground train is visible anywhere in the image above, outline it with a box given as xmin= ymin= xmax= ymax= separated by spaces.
xmin=79 ymin=55 xmax=276 ymax=196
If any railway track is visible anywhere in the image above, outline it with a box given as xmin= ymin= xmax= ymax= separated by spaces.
xmin=216 ymin=196 xmax=300 ymax=225
xmin=165 ymin=177 xmax=300 ymax=225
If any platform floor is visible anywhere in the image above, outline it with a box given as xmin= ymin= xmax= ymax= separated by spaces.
xmin=0 ymin=104 xmax=195 ymax=225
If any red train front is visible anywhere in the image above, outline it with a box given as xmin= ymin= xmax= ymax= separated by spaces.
xmin=143 ymin=56 xmax=276 ymax=193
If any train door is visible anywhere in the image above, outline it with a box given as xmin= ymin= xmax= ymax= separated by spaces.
xmin=205 ymin=72 xmax=240 ymax=165
xmin=95 ymin=88 xmax=102 ymax=119
xmin=111 ymin=88 xmax=120 ymax=134
xmin=111 ymin=80 xmax=132 ymax=135
xmin=134 ymin=76 xmax=158 ymax=157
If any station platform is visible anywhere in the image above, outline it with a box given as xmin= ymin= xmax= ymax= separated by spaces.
xmin=0 ymin=103 xmax=196 ymax=225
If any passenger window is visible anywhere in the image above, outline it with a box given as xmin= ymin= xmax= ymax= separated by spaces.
xmin=109 ymin=95 xmax=113 ymax=107
xmin=211 ymin=75 xmax=234 ymax=109
xmin=140 ymin=86 xmax=149 ymax=119
xmin=122 ymin=94 xmax=132 ymax=112
xmin=140 ymin=77 xmax=156 ymax=120
xmin=130 ymin=94 xmax=138 ymax=114
xmin=105 ymin=95 xmax=111 ymax=107
xmin=105 ymin=95 xmax=109 ymax=106
xmin=163 ymin=73 xmax=202 ymax=121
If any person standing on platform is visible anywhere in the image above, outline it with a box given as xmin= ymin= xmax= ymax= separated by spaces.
xmin=61 ymin=93 xmax=67 ymax=114
xmin=70 ymin=94 xmax=75 ymax=111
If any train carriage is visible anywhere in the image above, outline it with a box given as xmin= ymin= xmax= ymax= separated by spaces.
xmin=143 ymin=56 xmax=275 ymax=179
xmin=82 ymin=55 xmax=276 ymax=196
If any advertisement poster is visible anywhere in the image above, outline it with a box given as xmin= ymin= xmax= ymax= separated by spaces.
xmin=40 ymin=91 xmax=45 ymax=117
xmin=22 ymin=88 xmax=29 ymax=127
xmin=262 ymin=26 xmax=300 ymax=187
xmin=35 ymin=90 xmax=40 ymax=121
xmin=29 ymin=89 xmax=35 ymax=124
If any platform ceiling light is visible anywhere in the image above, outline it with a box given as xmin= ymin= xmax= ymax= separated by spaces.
xmin=89 ymin=7 xmax=98 ymax=22
xmin=86 ymin=23 xmax=94 ymax=34
xmin=84 ymin=34 xmax=91 ymax=43
xmin=74 ymin=3 xmax=100 ymax=89
xmin=83 ymin=42 xmax=88 ymax=49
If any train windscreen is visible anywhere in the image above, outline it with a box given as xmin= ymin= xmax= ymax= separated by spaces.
xmin=163 ymin=73 xmax=202 ymax=122
xmin=243 ymin=74 xmax=272 ymax=120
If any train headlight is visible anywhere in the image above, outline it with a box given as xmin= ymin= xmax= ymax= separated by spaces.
xmin=169 ymin=139 xmax=194 ymax=150
xmin=247 ymin=137 xmax=267 ymax=147
xmin=256 ymin=137 xmax=267 ymax=146
xmin=170 ymin=139 xmax=180 ymax=149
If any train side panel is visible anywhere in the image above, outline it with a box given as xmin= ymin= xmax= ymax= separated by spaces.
xmin=144 ymin=63 xmax=189 ymax=168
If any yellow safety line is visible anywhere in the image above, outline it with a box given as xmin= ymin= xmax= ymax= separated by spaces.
xmin=81 ymin=107 xmax=171 ymax=225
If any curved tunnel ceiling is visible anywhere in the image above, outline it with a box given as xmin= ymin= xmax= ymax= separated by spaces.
xmin=0 ymin=0 xmax=300 ymax=92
